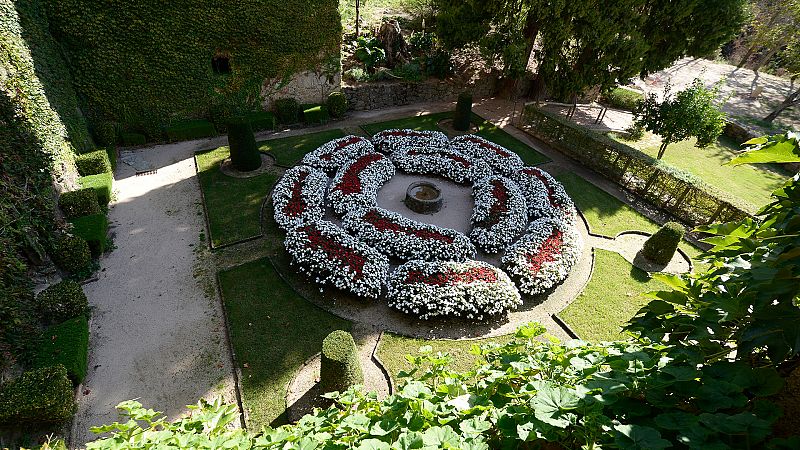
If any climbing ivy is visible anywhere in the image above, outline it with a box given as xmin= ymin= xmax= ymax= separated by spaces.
xmin=44 ymin=0 xmax=342 ymax=138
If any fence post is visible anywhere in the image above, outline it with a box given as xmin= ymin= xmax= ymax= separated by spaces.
xmin=708 ymin=203 xmax=727 ymax=223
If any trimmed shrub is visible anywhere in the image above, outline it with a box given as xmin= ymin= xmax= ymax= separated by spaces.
xmin=302 ymin=104 xmax=329 ymax=125
xmin=33 ymin=317 xmax=90 ymax=385
xmin=106 ymin=146 xmax=117 ymax=171
xmin=641 ymin=222 xmax=685 ymax=264
xmin=35 ymin=280 xmax=89 ymax=324
xmin=51 ymin=234 xmax=91 ymax=275
xmin=601 ymin=87 xmax=644 ymax=111
xmin=246 ymin=111 xmax=276 ymax=131
xmin=79 ymin=172 xmax=113 ymax=206
xmin=453 ymin=91 xmax=472 ymax=131
xmin=227 ymin=117 xmax=261 ymax=171
xmin=94 ymin=122 xmax=118 ymax=147
xmin=326 ymin=91 xmax=348 ymax=118
xmin=120 ymin=132 xmax=146 ymax=146
xmin=59 ymin=188 xmax=100 ymax=219
xmin=0 ymin=365 xmax=76 ymax=425
xmin=75 ymin=149 xmax=112 ymax=176
xmin=320 ymin=330 xmax=363 ymax=394
xmin=166 ymin=119 xmax=217 ymax=142
xmin=273 ymin=98 xmax=300 ymax=124
xmin=69 ymin=213 xmax=109 ymax=257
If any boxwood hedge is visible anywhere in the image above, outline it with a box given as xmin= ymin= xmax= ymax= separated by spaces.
xmin=34 ymin=316 xmax=90 ymax=385
xmin=35 ymin=280 xmax=89 ymax=324
xmin=0 ymin=365 xmax=76 ymax=425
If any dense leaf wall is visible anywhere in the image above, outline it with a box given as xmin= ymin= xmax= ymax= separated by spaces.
xmin=44 ymin=0 xmax=342 ymax=137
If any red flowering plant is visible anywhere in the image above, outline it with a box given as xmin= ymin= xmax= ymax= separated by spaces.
xmin=328 ymin=152 xmax=395 ymax=215
xmin=301 ymin=135 xmax=375 ymax=175
xmin=387 ymin=259 xmax=522 ymax=320
xmin=501 ymin=217 xmax=583 ymax=295
xmin=450 ymin=134 xmax=524 ymax=177
xmin=272 ymin=165 xmax=328 ymax=231
xmin=469 ymin=175 xmax=528 ymax=253
xmin=512 ymin=167 xmax=577 ymax=225
xmin=342 ymin=207 xmax=477 ymax=261
xmin=284 ymin=220 xmax=389 ymax=299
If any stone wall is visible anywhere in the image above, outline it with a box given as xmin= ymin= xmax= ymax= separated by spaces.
xmin=262 ymin=70 xmax=342 ymax=111
xmin=342 ymin=74 xmax=498 ymax=111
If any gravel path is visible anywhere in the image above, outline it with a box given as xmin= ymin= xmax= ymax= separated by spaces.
xmin=71 ymin=142 xmax=237 ymax=447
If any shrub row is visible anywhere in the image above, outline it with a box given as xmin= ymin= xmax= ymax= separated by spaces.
xmin=600 ymin=87 xmax=644 ymax=111
xmin=69 ymin=213 xmax=109 ymax=257
xmin=166 ymin=119 xmax=217 ymax=142
xmin=75 ymin=149 xmax=112 ymax=176
xmin=521 ymin=106 xmax=751 ymax=226
xmin=33 ymin=316 xmax=90 ymax=385
xmin=79 ymin=172 xmax=113 ymax=206
xmin=0 ymin=365 xmax=76 ymax=426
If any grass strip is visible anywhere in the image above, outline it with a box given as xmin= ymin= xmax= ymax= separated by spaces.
xmin=219 ymin=258 xmax=351 ymax=428
xmin=258 ymin=129 xmax=346 ymax=167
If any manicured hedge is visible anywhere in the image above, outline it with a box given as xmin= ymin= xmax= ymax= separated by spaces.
xmin=121 ymin=132 xmax=146 ymax=146
xmin=601 ymin=87 xmax=644 ymax=111
xmin=246 ymin=111 xmax=276 ymax=131
xmin=522 ymin=106 xmax=750 ymax=226
xmin=35 ymin=280 xmax=89 ymax=324
xmin=79 ymin=172 xmax=113 ymax=206
xmin=75 ymin=149 xmax=112 ymax=175
xmin=274 ymin=98 xmax=300 ymax=124
xmin=94 ymin=122 xmax=118 ymax=147
xmin=69 ymin=213 xmax=109 ymax=257
xmin=33 ymin=317 xmax=90 ymax=385
xmin=320 ymin=330 xmax=363 ymax=394
xmin=0 ymin=365 xmax=76 ymax=425
xmin=51 ymin=233 xmax=91 ymax=274
xmin=59 ymin=188 xmax=100 ymax=219
xmin=302 ymin=104 xmax=329 ymax=125
xmin=166 ymin=119 xmax=217 ymax=142
xmin=106 ymin=146 xmax=117 ymax=170
xmin=327 ymin=91 xmax=348 ymax=118
xmin=642 ymin=221 xmax=685 ymax=264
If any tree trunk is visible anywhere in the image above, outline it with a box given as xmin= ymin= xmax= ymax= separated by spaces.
xmin=736 ymin=43 xmax=758 ymax=69
xmin=751 ymin=46 xmax=779 ymax=73
xmin=763 ymin=86 xmax=800 ymax=123
xmin=355 ymin=0 xmax=360 ymax=36
xmin=657 ymin=141 xmax=669 ymax=159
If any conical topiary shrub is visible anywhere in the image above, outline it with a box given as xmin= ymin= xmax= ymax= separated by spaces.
xmin=320 ymin=330 xmax=363 ymax=394
xmin=641 ymin=221 xmax=685 ymax=265
xmin=453 ymin=91 xmax=473 ymax=131
xmin=227 ymin=117 xmax=261 ymax=172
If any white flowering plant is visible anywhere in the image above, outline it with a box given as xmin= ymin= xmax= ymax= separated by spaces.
xmin=342 ymin=207 xmax=476 ymax=261
xmin=450 ymin=134 xmax=524 ymax=177
xmin=512 ymin=167 xmax=578 ymax=224
xmin=371 ymin=129 xmax=449 ymax=154
xmin=272 ymin=165 xmax=328 ymax=231
xmin=386 ymin=259 xmax=522 ymax=320
xmin=390 ymin=146 xmax=492 ymax=184
xmin=470 ymin=175 xmax=528 ymax=253
xmin=501 ymin=217 xmax=583 ymax=295
xmin=284 ymin=220 xmax=389 ymax=299
xmin=301 ymin=135 xmax=375 ymax=174
xmin=328 ymin=152 xmax=395 ymax=215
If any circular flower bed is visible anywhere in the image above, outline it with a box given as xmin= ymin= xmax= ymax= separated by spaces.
xmin=469 ymin=175 xmax=528 ymax=253
xmin=387 ymin=259 xmax=522 ymax=320
xmin=285 ymin=220 xmax=389 ymax=299
xmin=301 ymin=135 xmax=375 ymax=174
xmin=328 ymin=152 xmax=395 ymax=216
xmin=343 ymin=207 xmax=476 ymax=262
xmin=272 ymin=129 xmax=584 ymax=321
xmin=272 ymin=165 xmax=327 ymax=231
xmin=501 ymin=217 xmax=583 ymax=295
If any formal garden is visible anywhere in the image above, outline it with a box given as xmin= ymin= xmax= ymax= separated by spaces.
xmin=2 ymin=0 xmax=800 ymax=449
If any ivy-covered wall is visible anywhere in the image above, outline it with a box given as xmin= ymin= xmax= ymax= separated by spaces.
xmin=44 ymin=0 xmax=343 ymax=137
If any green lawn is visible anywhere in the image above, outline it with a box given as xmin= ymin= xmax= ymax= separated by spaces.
xmin=258 ymin=129 xmax=346 ymax=167
xmin=360 ymin=111 xmax=452 ymax=135
xmin=195 ymin=148 xmax=278 ymax=247
xmin=377 ymin=333 xmax=514 ymax=385
xmin=218 ymin=258 xmax=351 ymax=428
xmin=559 ymin=249 xmax=663 ymax=341
xmin=615 ymin=133 xmax=791 ymax=213
xmin=474 ymin=116 xmax=550 ymax=166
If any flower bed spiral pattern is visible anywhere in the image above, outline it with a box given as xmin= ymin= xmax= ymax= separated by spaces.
xmin=272 ymin=129 xmax=583 ymax=320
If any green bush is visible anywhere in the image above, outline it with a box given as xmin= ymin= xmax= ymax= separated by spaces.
xmin=0 ymin=365 xmax=76 ymax=425
xmin=120 ymin=132 xmax=146 ymax=146
xmin=106 ymin=146 xmax=117 ymax=171
xmin=165 ymin=119 xmax=217 ymax=142
xmin=35 ymin=280 xmax=89 ymax=325
xmin=227 ymin=117 xmax=261 ymax=171
xmin=424 ymin=49 xmax=452 ymax=78
xmin=75 ymin=149 xmax=112 ymax=176
xmin=94 ymin=122 xmax=118 ymax=147
xmin=59 ymin=188 xmax=100 ymax=219
xmin=326 ymin=92 xmax=348 ymax=118
xmin=79 ymin=172 xmax=113 ymax=206
xmin=69 ymin=213 xmax=109 ymax=257
xmin=246 ymin=111 xmax=276 ymax=131
xmin=641 ymin=221 xmax=685 ymax=264
xmin=273 ymin=98 xmax=300 ymax=124
xmin=302 ymin=104 xmax=329 ymax=125
xmin=320 ymin=330 xmax=363 ymax=394
xmin=391 ymin=62 xmax=423 ymax=81
xmin=601 ymin=87 xmax=644 ymax=111
xmin=51 ymin=234 xmax=91 ymax=275
xmin=33 ymin=317 xmax=90 ymax=385
xmin=453 ymin=91 xmax=473 ymax=131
